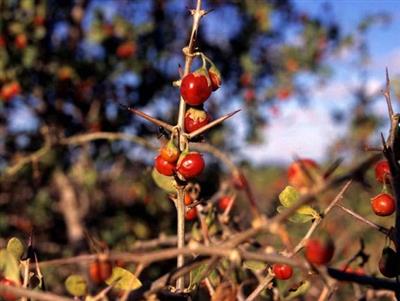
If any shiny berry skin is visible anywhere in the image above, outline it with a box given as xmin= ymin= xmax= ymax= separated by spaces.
xmin=89 ymin=260 xmax=113 ymax=284
xmin=184 ymin=108 xmax=210 ymax=133
xmin=160 ymin=141 xmax=180 ymax=163
xmin=218 ymin=196 xmax=232 ymax=211
xmin=379 ymin=247 xmax=399 ymax=278
xmin=0 ymin=278 xmax=17 ymax=301
xmin=177 ymin=152 xmax=205 ymax=179
xmin=272 ymin=263 xmax=293 ymax=280
xmin=208 ymin=67 xmax=221 ymax=91
xmin=287 ymin=159 xmax=319 ymax=190
xmin=305 ymin=238 xmax=334 ymax=265
xmin=154 ymin=155 xmax=175 ymax=176
xmin=374 ymin=160 xmax=391 ymax=183
xmin=180 ymin=72 xmax=212 ymax=106
xmin=185 ymin=207 xmax=197 ymax=221
xmin=342 ymin=266 xmax=365 ymax=276
xmin=371 ymin=193 xmax=395 ymax=216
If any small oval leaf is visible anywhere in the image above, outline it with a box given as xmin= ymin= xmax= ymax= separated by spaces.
xmin=152 ymin=168 xmax=176 ymax=193
xmin=279 ymin=186 xmax=299 ymax=208
xmin=243 ymin=260 xmax=267 ymax=271
xmin=0 ymin=249 xmax=21 ymax=284
xmin=65 ymin=275 xmax=87 ymax=297
xmin=285 ymin=280 xmax=310 ymax=300
xmin=7 ymin=237 xmax=25 ymax=260
xmin=105 ymin=267 xmax=142 ymax=291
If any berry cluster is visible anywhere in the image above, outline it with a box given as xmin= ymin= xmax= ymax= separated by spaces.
xmin=371 ymin=160 xmax=395 ymax=217
xmin=154 ymin=140 xmax=205 ymax=181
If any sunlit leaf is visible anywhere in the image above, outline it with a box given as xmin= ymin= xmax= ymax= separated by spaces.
xmin=279 ymin=186 xmax=300 ymax=208
xmin=105 ymin=267 xmax=142 ymax=291
xmin=6 ymin=237 xmax=25 ymax=260
xmin=152 ymin=168 xmax=176 ymax=193
xmin=277 ymin=206 xmax=314 ymax=223
xmin=65 ymin=275 xmax=87 ymax=297
xmin=0 ymin=249 xmax=21 ymax=284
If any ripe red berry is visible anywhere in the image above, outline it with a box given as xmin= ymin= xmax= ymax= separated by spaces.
xmin=272 ymin=263 xmax=293 ymax=280
xmin=184 ymin=107 xmax=211 ymax=133
xmin=180 ymin=71 xmax=212 ymax=106
xmin=185 ymin=207 xmax=197 ymax=221
xmin=116 ymin=41 xmax=136 ymax=58
xmin=0 ymin=278 xmax=17 ymax=301
xmin=305 ymin=238 xmax=334 ymax=266
xmin=160 ymin=141 xmax=180 ymax=163
xmin=218 ymin=196 xmax=232 ymax=211
xmin=379 ymin=247 xmax=399 ymax=278
xmin=374 ymin=160 xmax=391 ymax=183
xmin=1 ymin=81 xmax=21 ymax=101
xmin=177 ymin=152 xmax=205 ymax=180
xmin=287 ymin=159 xmax=319 ymax=190
xmin=208 ymin=66 xmax=221 ymax=91
xmin=371 ymin=193 xmax=395 ymax=217
xmin=89 ymin=260 xmax=113 ymax=284
xmin=154 ymin=155 xmax=175 ymax=176
xmin=14 ymin=33 xmax=27 ymax=49
xmin=184 ymin=193 xmax=193 ymax=206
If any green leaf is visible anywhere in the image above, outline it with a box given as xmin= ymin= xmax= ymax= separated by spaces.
xmin=277 ymin=206 xmax=315 ymax=224
xmin=105 ymin=267 xmax=142 ymax=291
xmin=0 ymin=249 xmax=21 ymax=284
xmin=284 ymin=280 xmax=310 ymax=300
xmin=189 ymin=264 xmax=209 ymax=289
xmin=7 ymin=237 xmax=25 ymax=260
xmin=65 ymin=275 xmax=87 ymax=297
xmin=279 ymin=186 xmax=300 ymax=208
xmin=152 ymin=168 xmax=176 ymax=193
xmin=296 ymin=205 xmax=319 ymax=218
xmin=243 ymin=260 xmax=267 ymax=271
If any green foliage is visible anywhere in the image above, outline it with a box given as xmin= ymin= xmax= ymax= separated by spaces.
xmin=6 ymin=237 xmax=25 ymax=260
xmin=105 ymin=267 xmax=142 ymax=292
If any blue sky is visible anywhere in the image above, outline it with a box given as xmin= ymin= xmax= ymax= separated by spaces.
xmin=241 ymin=0 xmax=400 ymax=165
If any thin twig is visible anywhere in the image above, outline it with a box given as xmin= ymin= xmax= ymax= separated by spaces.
xmin=245 ymin=273 xmax=274 ymax=301
xmin=0 ymin=284 xmax=74 ymax=301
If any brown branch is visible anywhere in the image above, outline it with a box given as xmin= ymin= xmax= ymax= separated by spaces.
xmin=0 ymin=284 xmax=74 ymax=301
xmin=125 ymin=106 xmax=174 ymax=132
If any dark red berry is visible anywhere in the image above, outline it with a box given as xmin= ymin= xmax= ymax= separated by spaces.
xmin=374 ymin=160 xmax=391 ymax=183
xmin=184 ymin=107 xmax=210 ymax=133
xmin=177 ymin=152 xmax=205 ymax=180
xmin=305 ymin=238 xmax=334 ymax=265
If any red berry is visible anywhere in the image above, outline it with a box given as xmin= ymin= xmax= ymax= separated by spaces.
xmin=287 ymin=159 xmax=319 ymax=190
xmin=305 ymin=238 xmax=334 ymax=265
xmin=154 ymin=155 xmax=175 ymax=176
xmin=208 ymin=66 xmax=221 ymax=91
xmin=185 ymin=207 xmax=197 ymax=221
xmin=272 ymin=263 xmax=293 ymax=280
xmin=184 ymin=193 xmax=193 ymax=206
xmin=160 ymin=141 xmax=180 ymax=163
xmin=0 ymin=36 xmax=5 ymax=47
xmin=14 ymin=34 xmax=27 ymax=49
xmin=89 ymin=260 xmax=113 ymax=284
xmin=177 ymin=152 xmax=205 ymax=180
xmin=218 ymin=196 xmax=232 ymax=211
xmin=374 ymin=160 xmax=391 ymax=183
xmin=116 ymin=41 xmax=136 ymax=58
xmin=1 ymin=81 xmax=21 ymax=101
xmin=184 ymin=107 xmax=211 ymax=133
xmin=371 ymin=193 xmax=395 ymax=216
xmin=180 ymin=71 xmax=212 ymax=106
xmin=0 ymin=278 xmax=17 ymax=301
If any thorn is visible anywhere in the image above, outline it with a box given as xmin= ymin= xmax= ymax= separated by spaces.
xmin=124 ymin=106 xmax=174 ymax=132
xmin=187 ymin=109 xmax=241 ymax=139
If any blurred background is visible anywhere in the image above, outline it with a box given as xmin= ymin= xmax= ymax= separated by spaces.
xmin=0 ymin=0 xmax=399 ymax=297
